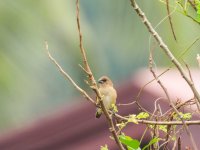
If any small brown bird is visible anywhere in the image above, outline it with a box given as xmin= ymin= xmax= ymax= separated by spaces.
xmin=95 ymin=76 xmax=117 ymax=118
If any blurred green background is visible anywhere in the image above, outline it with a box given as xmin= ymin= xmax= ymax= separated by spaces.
xmin=0 ymin=0 xmax=199 ymax=130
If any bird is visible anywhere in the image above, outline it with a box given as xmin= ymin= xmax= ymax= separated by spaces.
xmin=95 ymin=76 xmax=117 ymax=118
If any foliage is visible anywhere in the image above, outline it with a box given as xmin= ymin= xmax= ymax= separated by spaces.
xmin=142 ymin=137 xmax=160 ymax=150
xmin=119 ymin=134 xmax=140 ymax=150
xmin=136 ymin=112 xmax=149 ymax=119
xmin=100 ymin=144 xmax=109 ymax=150
xmin=195 ymin=0 xmax=200 ymax=22
xmin=173 ymin=112 xmax=192 ymax=120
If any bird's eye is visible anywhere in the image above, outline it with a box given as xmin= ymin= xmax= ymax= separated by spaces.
xmin=102 ymin=79 xmax=107 ymax=82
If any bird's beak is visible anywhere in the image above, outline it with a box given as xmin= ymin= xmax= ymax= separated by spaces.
xmin=98 ymin=80 xmax=103 ymax=84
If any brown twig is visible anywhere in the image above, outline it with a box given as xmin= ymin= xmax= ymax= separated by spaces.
xmin=130 ymin=0 xmax=200 ymax=105
xmin=76 ymin=0 xmax=97 ymax=88
xmin=114 ymin=113 xmax=200 ymax=125
xmin=172 ymin=138 xmax=178 ymax=150
xmin=183 ymin=61 xmax=200 ymax=112
xmin=178 ymin=136 xmax=181 ymax=150
xmin=76 ymin=1 xmax=125 ymax=149
xmin=166 ymin=0 xmax=177 ymax=41
xmin=148 ymin=36 xmax=198 ymax=150
xmin=45 ymin=41 xmax=96 ymax=105
xmin=161 ymin=98 xmax=196 ymax=117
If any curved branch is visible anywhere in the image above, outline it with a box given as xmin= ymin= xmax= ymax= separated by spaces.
xmin=45 ymin=41 xmax=96 ymax=105
xmin=129 ymin=0 xmax=200 ymax=106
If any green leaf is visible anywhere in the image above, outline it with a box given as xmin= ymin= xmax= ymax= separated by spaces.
xmin=127 ymin=146 xmax=141 ymax=150
xmin=100 ymin=144 xmax=109 ymax=150
xmin=173 ymin=112 xmax=192 ymax=120
xmin=111 ymin=104 xmax=118 ymax=113
xmin=136 ymin=112 xmax=149 ymax=119
xmin=119 ymin=134 xmax=140 ymax=149
xmin=195 ymin=0 xmax=200 ymax=22
xmin=142 ymin=137 xmax=160 ymax=150
xmin=128 ymin=115 xmax=138 ymax=124
xmin=158 ymin=125 xmax=167 ymax=133
xmin=182 ymin=113 xmax=192 ymax=120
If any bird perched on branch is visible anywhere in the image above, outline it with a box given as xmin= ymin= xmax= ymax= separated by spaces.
xmin=95 ymin=76 xmax=117 ymax=118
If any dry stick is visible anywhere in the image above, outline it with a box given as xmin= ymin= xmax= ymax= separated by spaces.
xmin=130 ymin=0 xmax=200 ymax=104
xmin=172 ymin=138 xmax=178 ymax=150
xmin=130 ymin=1 xmax=199 ymax=148
xmin=119 ymin=34 xmax=200 ymax=106
xmin=76 ymin=0 xmax=97 ymax=88
xmin=45 ymin=42 xmax=96 ymax=105
xmin=149 ymin=50 xmax=177 ymax=149
xmin=149 ymin=98 xmax=162 ymax=149
xmin=166 ymin=0 xmax=177 ymax=41
xmin=131 ymin=36 xmax=200 ymax=109
xmin=115 ymin=113 xmax=200 ymax=125
xmin=75 ymin=1 xmax=125 ymax=150
xmin=126 ymin=36 xmax=200 ymax=108
xmin=139 ymin=97 xmax=163 ymax=144
xmin=184 ymin=61 xmax=200 ymax=112
xmin=161 ymin=98 xmax=195 ymax=118
xmin=149 ymin=49 xmax=171 ymax=149
xmin=148 ymin=41 xmax=198 ymax=149
xmin=160 ymin=128 xmax=182 ymax=149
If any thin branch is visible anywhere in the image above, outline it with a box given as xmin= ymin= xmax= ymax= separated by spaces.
xmin=76 ymin=0 xmax=97 ymax=87
xmin=161 ymin=98 xmax=196 ymax=117
xmin=45 ymin=41 xmax=96 ymax=105
xmin=172 ymin=138 xmax=178 ymax=150
xmin=183 ymin=61 xmax=200 ymax=111
xmin=166 ymin=0 xmax=177 ymax=41
xmin=178 ymin=136 xmax=181 ymax=150
xmin=177 ymin=1 xmax=200 ymax=25
xmin=76 ymin=1 xmax=125 ymax=149
xmin=114 ymin=113 xmax=200 ymax=125
xmin=130 ymin=0 xmax=200 ymax=105
xmin=148 ymin=37 xmax=198 ymax=150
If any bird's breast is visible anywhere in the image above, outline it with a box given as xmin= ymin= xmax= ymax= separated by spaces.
xmin=99 ymin=86 xmax=117 ymax=109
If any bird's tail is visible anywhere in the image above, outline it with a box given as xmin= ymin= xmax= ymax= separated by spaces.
xmin=95 ymin=108 xmax=102 ymax=118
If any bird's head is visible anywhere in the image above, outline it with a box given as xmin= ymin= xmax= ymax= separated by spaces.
xmin=98 ymin=76 xmax=113 ymax=88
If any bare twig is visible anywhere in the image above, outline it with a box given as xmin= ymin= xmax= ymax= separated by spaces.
xmin=148 ymin=37 xmax=198 ymax=150
xmin=178 ymin=136 xmax=181 ymax=150
xmin=161 ymin=98 xmax=196 ymax=117
xmin=166 ymin=0 xmax=177 ymax=41
xmin=76 ymin=0 xmax=97 ymax=88
xmin=184 ymin=61 xmax=200 ymax=111
xmin=114 ymin=113 xmax=200 ymax=125
xmin=172 ymin=138 xmax=178 ymax=150
xmin=76 ymin=1 xmax=125 ymax=149
xmin=130 ymin=0 xmax=200 ymax=105
xmin=45 ymin=41 xmax=96 ymax=105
